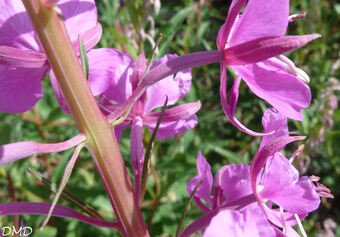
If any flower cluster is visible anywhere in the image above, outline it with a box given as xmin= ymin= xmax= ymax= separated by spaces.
xmin=185 ymin=109 xmax=333 ymax=236
xmin=0 ymin=0 xmax=333 ymax=236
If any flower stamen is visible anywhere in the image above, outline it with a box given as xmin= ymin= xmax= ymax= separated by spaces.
xmin=309 ymin=175 xmax=334 ymax=198
xmin=295 ymin=213 xmax=307 ymax=237
xmin=278 ymin=55 xmax=310 ymax=83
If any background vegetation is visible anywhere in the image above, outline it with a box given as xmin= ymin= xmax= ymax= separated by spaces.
xmin=0 ymin=0 xmax=339 ymax=236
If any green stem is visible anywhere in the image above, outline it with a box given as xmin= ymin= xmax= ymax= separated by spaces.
xmin=22 ymin=1 xmax=149 ymax=236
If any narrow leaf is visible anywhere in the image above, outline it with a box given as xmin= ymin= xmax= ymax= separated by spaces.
xmin=27 ymin=169 xmax=104 ymax=220
xmin=140 ymin=97 xmax=168 ymax=201
xmin=41 ymin=144 xmax=84 ymax=230
xmin=176 ymin=180 xmax=203 ymax=237
xmin=138 ymin=34 xmax=163 ymax=87
xmin=78 ymin=35 xmax=89 ymax=79
xmin=125 ymin=0 xmax=140 ymax=31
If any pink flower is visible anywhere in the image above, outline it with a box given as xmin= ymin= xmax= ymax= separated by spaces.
xmin=98 ymin=51 xmax=201 ymax=141
xmin=249 ymin=109 xmax=332 ymax=234
xmin=183 ymin=153 xmax=275 ymax=236
xmin=217 ymin=0 xmax=318 ymax=135
xmin=182 ymin=109 xmax=331 ymax=236
xmin=94 ymin=51 xmax=201 ymax=201
xmin=0 ymin=0 xmax=102 ymax=113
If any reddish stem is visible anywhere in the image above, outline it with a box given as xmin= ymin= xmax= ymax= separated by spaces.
xmin=22 ymin=1 xmax=149 ymax=236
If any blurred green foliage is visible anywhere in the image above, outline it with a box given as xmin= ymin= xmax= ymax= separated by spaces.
xmin=0 ymin=0 xmax=339 ymax=236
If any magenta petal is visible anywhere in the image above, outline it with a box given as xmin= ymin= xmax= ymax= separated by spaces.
xmin=262 ymin=108 xmax=288 ymax=137
xmin=59 ymin=0 xmax=98 ymax=42
xmin=0 ymin=0 xmax=40 ymax=51
xmin=0 ymin=46 xmax=47 ymax=68
xmin=225 ymin=35 xmax=321 ymax=66
xmin=174 ymin=67 xmax=192 ymax=100
xmin=91 ymin=48 xmax=133 ymax=101
xmin=0 ymin=202 xmax=118 ymax=229
xmin=259 ymin=108 xmax=289 ymax=149
xmin=219 ymin=63 xmax=271 ymax=136
xmin=148 ymin=114 xmax=198 ymax=141
xmin=203 ymin=205 xmax=275 ymax=237
xmin=180 ymin=210 xmax=219 ymax=237
xmin=187 ymin=152 xmax=213 ymax=207
xmin=144 ymin=77 xmax=179 ymax=112
xmin=0 ymin=0 xmax=98 ymax=51
xmin=228 ymin=75 xmax=241 ymax=116
xmin=0 ymin=66 xmax=47 ymax=113
xmin=72 ymin=23 xmax=102 ymax=53
xmin=216 ymin=164 xmax=252 ymax=205
xmin=151 ymin=54 xmax=192 ymax=99
xmin=216 ymin=0 xmax=247 ymax=50
xmin=263 ymin=205 xmax=307 ymax=228
xmin=250 ymin=136 xmax=305 ymax=190
xmin=103 ymin=50 xmax=134 ymax=104
xmin=261 ymin=154 xmax=320 ymax=214
xmin=145 ymin=54 xmax=192 ymax=112
xmin=234 ymin=59 xmax=311 ymax=121
xmin=142 ymin=101 xmax=201 ymax=124
xmin=0 ymin=134 xmax=86 ymax=165
xmin=228 ymin=0 xmax=289 ymax=47
xmin=203 ymin=210 xmax=248 ymax=237
xmin=285 ymin=225 xmax=301 ymax=237
xmin=131 ymin=53 xmax=148 ymax=114
xmin=130 ymin=52 xmax=147 ymax=89
xmin=87 ymin=48 xmax=120 ymax=96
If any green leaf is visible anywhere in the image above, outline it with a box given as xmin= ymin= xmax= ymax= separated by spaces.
xmin=125 ymin=0 xmax=139 ymax=31
xmin=208 ymin=145 xmax=243 ymax=163
xmin=175 ymin=180 xmax=202 ymax=237
xmin=141 ymin=97 xmax=168 ymax=200
xmin=107 ymin=27 xmax=129 ymax=45
xmin=158 ymin=7 xmax=192 ymax=58
xmin=0 ymin=123 xmax=10 ymax=145
xmin=78 ymin=35 xmax=89 ymax=79
xmin=33 ymin=225 xmax=57 ymax=237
